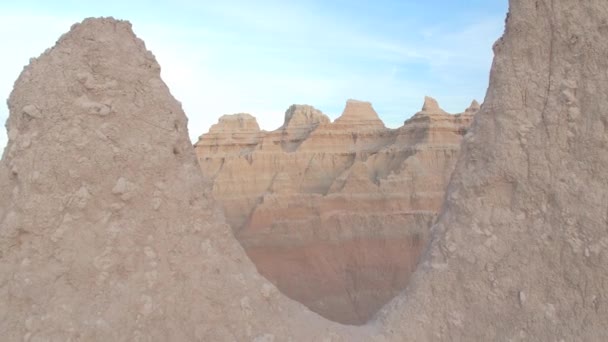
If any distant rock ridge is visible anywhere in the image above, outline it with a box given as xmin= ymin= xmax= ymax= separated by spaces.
xmin=283 ymin=104 xmax=330 ymax=128
xmin=281 ymin=105 xmax=330 ymax=152
xmin=196 ymin=113 xmax=261 ymax=156
xmin=333 ymin=99 xmax=385 ymax=129
xmin=195 ymin=97 xmax=478 ymax=324
xmin=465 ymin=99 xmax=481 ymax=113
xmin=414 ymin=95 xmax=448 ymax=116
xmin=216 ymin=113 xmax=260 ymax=129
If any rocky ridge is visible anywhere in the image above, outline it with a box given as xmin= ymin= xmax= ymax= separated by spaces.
xmin=195 ymin=98 xmax=477 ymax=323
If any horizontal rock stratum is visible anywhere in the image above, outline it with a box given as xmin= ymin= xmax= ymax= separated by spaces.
xmin=1 ymin=0 xmax=608 ymax=339
xmin=195 ymin=98 xmax=477 ymax=324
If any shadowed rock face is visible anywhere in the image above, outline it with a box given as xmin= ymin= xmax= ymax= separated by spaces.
xmin=2 ymin=0 xmax=608 ymax=339
xmin=195 ymin=99 xmax=476 ymax=324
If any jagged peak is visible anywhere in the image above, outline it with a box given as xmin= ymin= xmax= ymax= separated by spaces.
xmin=417 ymin=96 xmax=448 ymax=115
xmin=64 ymin=17 xmax=134 ymax=40
xmin=465 ymin=99 xmax=481 ymax=113
xmin=210 ymin=113 xmax=260 ymax=132
xmin=334 ymin=99 xmax=385 ymax=128
xmin=422 ymin=96 xmax=440 ymax=111
xmin=283 ymin=104 xmax=330 ymax=128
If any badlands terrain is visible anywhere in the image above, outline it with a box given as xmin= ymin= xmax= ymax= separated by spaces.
xmin=0 ymin=0 xmax=607 ymax=341
xmin=195 ymin=97 xmax=478 ymax=323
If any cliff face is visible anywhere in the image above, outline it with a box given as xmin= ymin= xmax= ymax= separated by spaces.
xmin=195 ymin=98 xmax=476 ymax=324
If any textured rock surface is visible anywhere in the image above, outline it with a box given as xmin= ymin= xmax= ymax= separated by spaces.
xmin=195 ymin=98 xmax=475 ymax=324
xmin=2 ymin=0 xmax=608 ymax=339
xmin=377 ymin=0 xmax=608 ymax=339
xmin=0 ymin=18 xmax=361 ymax=341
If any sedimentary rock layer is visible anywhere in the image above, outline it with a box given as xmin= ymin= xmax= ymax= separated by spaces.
xmin=195 ymin=98 xmax=476 ymax=323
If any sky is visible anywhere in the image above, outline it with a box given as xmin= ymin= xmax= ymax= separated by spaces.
xmin=0 ymin=0 xmax=508 ymax=149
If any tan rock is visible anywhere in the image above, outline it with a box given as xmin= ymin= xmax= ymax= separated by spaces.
xmin=0 ymin=17 xmax=355 ymax=341
xmin=196 ymin=97 xmax=474 ymax=324
xmin=417 ymin=95 xmax=448 ymax=115
xmin=196 ymin=113 xmax=261 ymax=155
xmin=377 ymin=1 xmax=608 ymax=340
xmin=465 ymin=99 xmax=481 ymax=114
xmin=280 ymin=104 xmax=330 ymax=152
xmin=333 ymin=99 xmax=385 ymax=130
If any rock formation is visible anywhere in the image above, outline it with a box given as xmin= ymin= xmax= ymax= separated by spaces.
xmin=333 ymin=99 xmax=386 ymax=130
xmin=281 ymin=105 xmax=330 ymax=152
xmin=195 ymin=99 xmax=476 ymax=323
xmin=376 ymin=0 xmax=608 ymax=339
xmin=0 ymin=18 xmax=357 ymax=341
xmin=418 ymin=96 xmax=448 ymax=115
xmin=2 ymin=0 xmax=608 ymax=339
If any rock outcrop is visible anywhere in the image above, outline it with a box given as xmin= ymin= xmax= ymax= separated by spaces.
xmin=377 ymin=0 xmax=608 ymax=339
xmin=202 ymin=113 xmax=261 ymax=154
xmin=418 ymin=96 xmax=448 ymax=115
xmin=333 ymin=99 xmax=386 ymax=130
xmin=195 ymin=98 xmax=476 ymax=324
xmin=0 ymin=18 xmax=357 ymax=341
xmin=2 ymin=0 xmax=608 ymax=339
xmin=281 ymin=104 xmax=331 ymax=152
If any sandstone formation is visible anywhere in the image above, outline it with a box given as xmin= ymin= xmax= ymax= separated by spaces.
xmin=2 ymin=0 xmax=608 ymax=339
xmin=195 ymin=98 xmax=476 ymax=324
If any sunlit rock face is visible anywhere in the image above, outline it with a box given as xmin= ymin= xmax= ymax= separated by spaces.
xmin=195 ymin=98 xmax=476 ymax=324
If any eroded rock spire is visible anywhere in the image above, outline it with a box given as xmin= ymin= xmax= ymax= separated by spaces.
xmin=417 ymin=95 xmax=448 ymax=115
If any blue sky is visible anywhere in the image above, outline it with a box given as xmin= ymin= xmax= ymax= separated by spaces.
xmin=0 ymin=1 xmax=508 ymax=148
